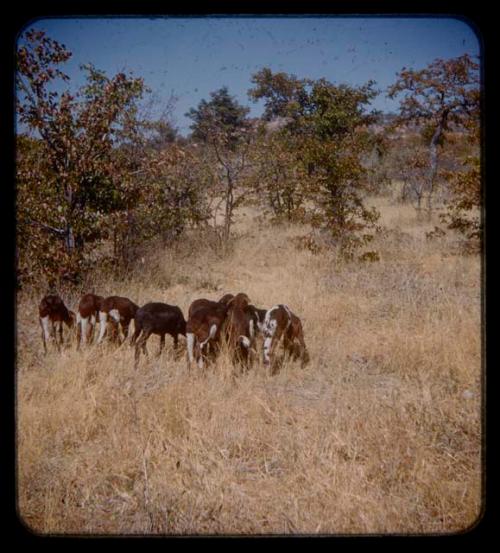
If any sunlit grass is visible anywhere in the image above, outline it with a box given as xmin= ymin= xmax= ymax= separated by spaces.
xmin=16 ymin=197 xmax=482 ymax=535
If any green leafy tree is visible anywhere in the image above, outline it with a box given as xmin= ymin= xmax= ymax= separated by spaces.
xmin=16 ymin=29 xmax=146 ymax=283
xmin=248 ymin=67 xmax=307 ymax=121
xmin=250 ymin=128 xmax=307 ymax=221
xmin=186 ymin=86 xmax=250 ymax=148
xmin=249 ymin=69 xmax=380 ymax=258
xmin=387 ymin=54 xmax=480 ymax=216
xmin=186 ymin=87 xmax=252 ymax=243
xmin=142 ymin=116 xmax=179 ymax=151
xmin=439 ymin=118 xmax=481 ymax=246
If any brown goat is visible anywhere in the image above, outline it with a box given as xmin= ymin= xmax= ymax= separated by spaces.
xmin=187 ymin=293 xmax=234 ymax=320
xmin=188 ymin=298 xmax=220 ymax=320
xmin=223 ymin=292 xmax=255 ymax=367
xmin=262 ymin=304 xmax=309 ymax=372
xmin=39 ymin=294 xmax=76 ymax=352
xmin=218 ymin=293 xmax=235 ymax=305
xmin=76 ymin=293 xmax=104 ymax=348
xmin=97 ymin=296 xmax=139 ymax=345
xmin=131 ymin=302 xmax=187 ymax=367
xmin=186 ymin=302 xmax=230 ymax=369
xmin=186 ymin=293 xmax=235 ymax=362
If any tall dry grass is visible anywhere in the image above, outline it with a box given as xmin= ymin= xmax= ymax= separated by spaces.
xmin=16 ymin=197 xmax=482 ymax=535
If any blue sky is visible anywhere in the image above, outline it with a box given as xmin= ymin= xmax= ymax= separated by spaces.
xmin=18 ymin=16 xmax=480 ymax=135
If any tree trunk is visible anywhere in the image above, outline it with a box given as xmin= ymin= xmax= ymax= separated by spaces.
xmin=285 ymin=189 xmax=294 ymax=221
xmin=63 ymin=180 xmax=74 ymax=254
xmin=427 ymin=110 xmax=448 ymax=218
xmin=401 ymin=178 xmax=409 ymax=202
xmin=113 ymin=228 xmax=118 ymax=259
xmin=65 ymin=223 xmax=75 ymax=253
xmin=124 ymin=209 xmax=135 ymax=267
xmin=224 ymin=173 xmax=234 ymax=243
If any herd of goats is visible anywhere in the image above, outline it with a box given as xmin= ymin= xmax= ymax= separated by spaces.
xmin=37 ymin=292 xmax=310 ymax=372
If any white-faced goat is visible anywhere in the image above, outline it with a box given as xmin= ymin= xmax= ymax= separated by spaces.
xmin=262 ymin=304 xmax=310 ymax=372
xmin=97 ymin=296 xmax=139 ymax=345
xmin=245 ymin=304 xmax=267 ymax=335
xmin=39 ymin=294 xmax=76 ymax=353
xmin=130 ymin=302 xmax=187 ymax=367
xmin=76 ymin=293 xmax=104 ymax=348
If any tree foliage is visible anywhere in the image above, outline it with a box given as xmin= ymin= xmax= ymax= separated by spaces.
xmin=249 ymin=69 xmax=380 ymax=257
xmin=186 ymin=87 xmax=253 ymax=243
xmin=248 ymin=67 xmax=307 ymax=121
xmin=440 ymin=119 xmax=481 ymax=245
xmin=387 ymin=54 xmax=479 ymax=125
xmin=388 ymin=54 xmax=480 ymax=215
xmin=186 ymin=86 xmax=251 ymax=148
xmin=108 ymin=144 xmax=212 ymax=268
xmin=16 ymin=29 xmax=147 ymax=283
xmin=250 ymin=129 xmax=307 ymax=221
xmin=16 ymin=32 xmax=482 ymax=289
xmin=442 ymin=157 xmax=481 ymax=241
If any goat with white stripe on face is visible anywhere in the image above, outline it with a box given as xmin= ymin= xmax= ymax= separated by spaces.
xmin=262 ymin=304 xmax=309 ymax=372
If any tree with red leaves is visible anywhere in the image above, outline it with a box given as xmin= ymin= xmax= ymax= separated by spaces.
xmin=388 ymin=54 xmax=480 ymax=216
xmin=16 ymin=29 xmax=146 ymax=283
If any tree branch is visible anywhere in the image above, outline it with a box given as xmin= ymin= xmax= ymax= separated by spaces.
xmin=26 ymin=218 xmax=66 ymax=236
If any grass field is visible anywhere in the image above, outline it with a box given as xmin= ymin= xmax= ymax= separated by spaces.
xmin=16 ymin=197 xmax=483 ymax=535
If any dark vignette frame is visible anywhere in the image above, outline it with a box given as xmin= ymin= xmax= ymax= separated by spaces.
xmin=1 ymin=0 xmax=495 ymax=545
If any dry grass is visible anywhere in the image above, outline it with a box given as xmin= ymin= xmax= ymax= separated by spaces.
xmin=16 ymin=197 xmax=483 ymax=535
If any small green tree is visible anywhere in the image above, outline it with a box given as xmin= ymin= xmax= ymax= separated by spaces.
xmin=186 ymin=87 xmax=252 ymax=243
xmin=186 ymin=86 xmax=250 ymax=147
xmin=140 ymin=144 xmax=211 ymax=240
xmin=250 ymin=128 xmax=307 ymax=221
xmin=249 ymin=69 xmax=380 ymax=258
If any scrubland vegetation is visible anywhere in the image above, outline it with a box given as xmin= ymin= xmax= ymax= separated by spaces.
xmin=17 ymin=198 xmax=482 ymax=535
xmin=16 ymin=29 xmax=482 ymax=535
